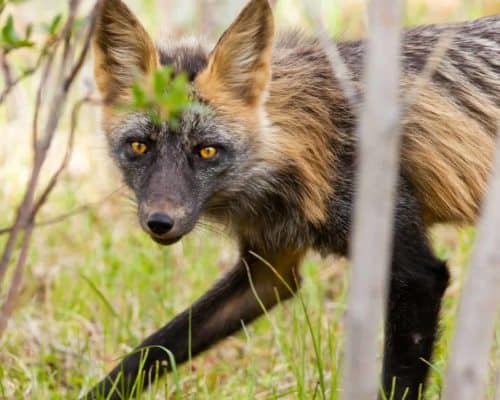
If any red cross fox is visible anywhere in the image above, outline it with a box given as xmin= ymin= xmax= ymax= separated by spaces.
xmin=85 ymin=0 xmax=500 ymax=398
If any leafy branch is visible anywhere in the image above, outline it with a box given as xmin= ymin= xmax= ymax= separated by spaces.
xmin=126 ymin=66 xmax=195 ymax=127
xmin=0 ymin=0 xmax=102 ymax=339
xmin=0 ymin=8 xmax=64 ymax=104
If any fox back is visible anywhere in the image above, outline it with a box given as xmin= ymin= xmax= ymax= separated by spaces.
xmin=94 ymin=0 xmax=499 ymax=255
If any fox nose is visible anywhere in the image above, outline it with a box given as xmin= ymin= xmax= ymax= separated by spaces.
xmin=147 ymin=213 xmax=174 ymax=236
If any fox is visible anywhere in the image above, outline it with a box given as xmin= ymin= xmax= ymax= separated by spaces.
xmin=85 ymin=0 xmax=500 ymax=398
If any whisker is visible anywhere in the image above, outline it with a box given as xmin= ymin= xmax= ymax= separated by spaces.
xmin=195 ymin=221 xmax=228 ymax=237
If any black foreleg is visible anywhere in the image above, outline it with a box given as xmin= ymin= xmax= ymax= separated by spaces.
xmin=83 ymin=249 xmax=303 ymax=400
xmin=382 ymin=205 xmax=449 ymax=399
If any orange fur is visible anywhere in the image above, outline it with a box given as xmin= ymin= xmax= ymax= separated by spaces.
xmin=93 ymin=0 xmax=159 ymax=107
xmin=402 ymin=80 xmax=499 ymax=224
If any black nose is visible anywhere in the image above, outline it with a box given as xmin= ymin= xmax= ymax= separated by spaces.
xmin=147 ymin=213 xmax=174 ymax=236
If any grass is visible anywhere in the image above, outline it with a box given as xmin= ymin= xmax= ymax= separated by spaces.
xmin=1 ymin=202 xmax=498 ymax=399
xmin=1 ymin=0 xmax=500 ymax=399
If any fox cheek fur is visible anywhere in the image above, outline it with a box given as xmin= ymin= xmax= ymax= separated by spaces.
xmin=87 ymin=0 xmax=500 ymax=399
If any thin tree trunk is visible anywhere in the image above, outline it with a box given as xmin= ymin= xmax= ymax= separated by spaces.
xmin=443 ymin=127 xmax=500 ymax=400
xmin=342 ymin=0 xmax=403 ymax=399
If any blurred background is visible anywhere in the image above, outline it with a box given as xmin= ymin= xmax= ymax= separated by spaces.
xmin=0 ymin=0 xmax=499 ymax=398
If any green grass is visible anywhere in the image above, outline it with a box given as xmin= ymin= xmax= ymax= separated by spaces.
xmin=1 ymin=0 xmax=499 ymax=399
xmin=0 ymin=190 xmax=498 ymax=399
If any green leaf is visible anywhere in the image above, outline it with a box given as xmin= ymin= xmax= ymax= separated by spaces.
xmin=2 ymin=15 xmax=19 ymax=44
xmin=153 ymin=67 xmax=170 ymax=98
xmin=131 ymin=83 xmax=147 ymax=108
xmin=43 ymin=13 xmax=62 ymax=35
xmin=122 ymin=65 xmax=194 ymax=129
xmin=1 ymin=14 xmax=34 ymax=50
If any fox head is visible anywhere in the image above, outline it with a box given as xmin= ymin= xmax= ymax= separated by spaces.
xmin=93 ymin=0 xmax=276 ymax=245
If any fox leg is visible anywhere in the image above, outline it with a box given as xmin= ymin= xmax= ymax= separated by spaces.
xmin=83 ymin=248 xmax=304 ymax=400
xmin=382 ymin=204 xmax=450 ymax=399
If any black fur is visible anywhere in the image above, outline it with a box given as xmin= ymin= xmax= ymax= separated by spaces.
xmin=158 ymin=45 xmax=208 ymax=81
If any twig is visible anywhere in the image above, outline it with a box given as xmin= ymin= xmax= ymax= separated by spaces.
xmin=302 ymin=1 xmax=359 ymax=112
xmin=0 ymin=138 xmax=43 ymax=285
xmin=0 ymin=32 xmax=64 ymax=288
xmin=0 ymin=50 xmax=14 ymax=92
xmin=0 ymin=38 xmax=58 ymax=105
xmin=59 ymin=0 xmax=81 ymax=77
xmin=403 ymin=28 xmax=456 ymax=111
xmin=0 ymin=225 xmax=34 ymax=335
xmin=342 ymin=1 xmax=403 ymax=399
xmin=64 ymin=2 xmax=98 ymax=91
xmin=32 ymin=44 xmax=58 ymax=148
xmin=0 ymin=0 xmax=102 ymax=340
xmin=30 ymin=96 xmax=98 ymax=219
xmin=0 ymin=187 xmax=124 ymax=236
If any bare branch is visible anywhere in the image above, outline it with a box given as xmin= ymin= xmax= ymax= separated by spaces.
xmin=31 ymin=96 xmax=97 ymax=218
xmin=0 ymin=37 xmax=58 ymax=105
xmin=32 ymin=44 xmax=58 ymax=147
xmin=64 ymin=7 xmax=99 ymax=91
xmin=0 ymin=225 xmax=34 ymax=336
xmin=0 ymin=187 xmax=123 ymax=236
xmin=403 ymin=28 xmax=456 ymax=111
xmin=302 ymin=1 xmax=359 ymax=111
xmin=443 ymin=124 xmax=500 ymax=400
xmin=0 ymin=0 xmax=102 ymax=339
xmin=342 ymin=1 xmax=403 ymax=399
xmin=0 ymin=143 xmax=43 ymax=285
xmin=0 ymin=22 xmax=67 ymax=286
xmin=0 ymin=50 xmax=14 ymax=93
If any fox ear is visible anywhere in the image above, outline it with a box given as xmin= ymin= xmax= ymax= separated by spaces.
xmin=201 ymin=0 xmax=275 ymax=107
xmin=93 ymin=0 xmax=158 ymax=105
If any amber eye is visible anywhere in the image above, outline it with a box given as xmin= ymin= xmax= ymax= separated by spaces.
xmin=130 ymin=142 xmax=148 ymax=155
xmin=199 ymin=147 xmax=217 ymax=159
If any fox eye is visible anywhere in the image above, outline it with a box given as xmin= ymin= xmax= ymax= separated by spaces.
xmin=199 ymin=146 xmax=217 ymax=159
xmin=130 ymin=142 xmax=148 ymax=155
